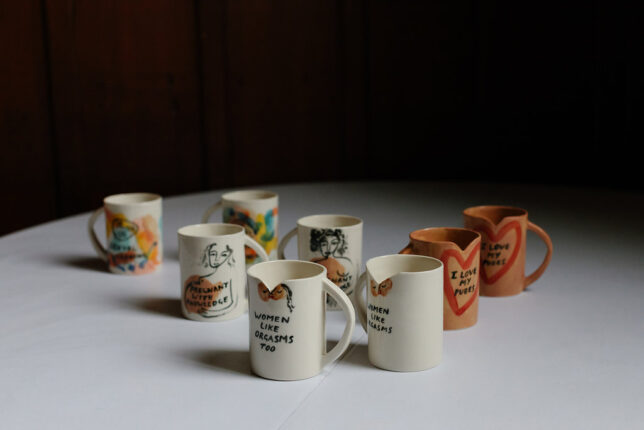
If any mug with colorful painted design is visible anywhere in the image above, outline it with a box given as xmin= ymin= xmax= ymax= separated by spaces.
xmin=463 ymin=205 xmax=553 ymax=297
xmin=247 ymin=260 xmax=355 ymax=381
xmin=355 ymin=254 xmax=443 ymax=372
xmin=178 ymin=223 xmax=268 ymax=322
xmin=87 ymin=193 xmax=163 ymax=275
xmin=277 ymin=215 xmax=363 ymax=310
xmin=400 ymin=227 xmax=481 ymax=330
xmin=201 ymin=190 xmax=278 ymax=264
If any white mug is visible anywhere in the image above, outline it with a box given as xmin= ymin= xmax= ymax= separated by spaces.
xmin=247 ymin=260 xmax=356 ymax=381
xmin=87 ymin=193 xmax=162 ymax=275
xmin=355 ymin=254 xmax=443 ymax=372
xmin=178 ymin=224 xmax=269 ymax=322
xmin=201 ymin=190 xmax=278 ymax=263
xmin=278 ymin=215 xmax=362 ymax=310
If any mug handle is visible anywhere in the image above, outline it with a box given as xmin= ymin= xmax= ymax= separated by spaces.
xmin=321 ymin=278 xmax=356 ymax=368
xmin=353 ymin=271 xmax=368 ymax=332
xmin=244 ymin=235 xmax=269 ymax=263
xmin=87 ymin=207 xmax=108 ymax=262
xmin=524 ymin=221 xmax=554 ymax=289
xmin=201 ymin=200 xmax=223 ymax=223
xmin=399 ymin=242 xmax=413 ymax=254
xmin=277 ymin=227 xmax=297 ymax=259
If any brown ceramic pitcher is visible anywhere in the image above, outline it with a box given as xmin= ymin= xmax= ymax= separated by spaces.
xmin=463 ymin=205 xmax=553 ymax=297
xmin=400 ymin=228 xmax=481 ymax=330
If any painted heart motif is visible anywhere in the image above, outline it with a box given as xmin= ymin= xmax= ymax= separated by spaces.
xmin=370 ymin=278 xmax=393 ymax=297
xmin=184 ymin=276 xmax=224 ymax=314
xmin=441 ymin=246 xmax=479 ymax=316
xmin=477 ymin=221 xmax=521 ymax=284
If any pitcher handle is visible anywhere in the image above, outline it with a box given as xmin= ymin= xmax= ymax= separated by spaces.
xmin=201 ymin=200 xmax=223 ymax=223
xmin=87 ymin=207 xmax=108 ymax=262
xmin=277 ymin=227 xmax=297 ymax=260
xmin=320 ymin=278 xmax=355 ymax=368
xmin=524 ymin=221 xmax=553 ymax=289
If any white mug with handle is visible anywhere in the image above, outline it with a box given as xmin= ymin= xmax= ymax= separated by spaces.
xmin=278 ymin=214 xmax=362 ymax=310
xmin=248 ymin=260 xmax=355 ymax=380
xmin=178 ymin=223 xmax=268 ymax=322
xmin=87 ymin=192 xmax=162 ymax=275
xmin=355 ymin=254 xmax=443 ymax=372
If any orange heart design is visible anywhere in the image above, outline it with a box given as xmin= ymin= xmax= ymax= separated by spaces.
xmin=441 ymin=246 xmax=479 ymax=316
xmin=184 ymin=276 xmax=224 ymax=314
xmin=477 ymin=221 xmax=521 ymax=284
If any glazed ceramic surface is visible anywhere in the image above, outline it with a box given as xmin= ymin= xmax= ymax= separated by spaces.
xmin=178 ymin=223 xmax=268 ymax=322
xmin=201 ymin=190 xmax=278 ymax=264
xmin=277 ymin=214 xmax=362 ymax=311
xmin=401 ymin=227 xmax=481 ymax=330
xmin=463 ymin=205 xmax=553 ymax=296
xmin=247 ymin=260 xmax=355 ymax=381
xmin=355 ymin=254 xmax=443 ymax=372
xmin=87 ymin=193 xmax=163 ymax=275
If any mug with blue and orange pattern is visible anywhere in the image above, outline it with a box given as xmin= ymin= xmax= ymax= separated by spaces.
xmin=87 ymin=193 xmax=163 ymax=275
xmin=201 ymin=190 xmax=278 ymax=264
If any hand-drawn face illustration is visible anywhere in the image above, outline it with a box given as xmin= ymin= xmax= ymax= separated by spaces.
xmin=310 ymin=229 xmax=353 ymax=306
xmin=184 ymin=243 xmax=236 ymax=317
xmin=106 ymin=211 xmax=161 ymax=274
xmin=370 ymin=278 xmax=393 ymax=297
xmin=258 ymin=282 xmax=294 ymax=313
xmin=201 ymin=242 xmax=235 ymax=273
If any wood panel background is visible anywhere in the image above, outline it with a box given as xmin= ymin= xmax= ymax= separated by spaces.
xmin=1 ymin=0 xmax=642 ymax=235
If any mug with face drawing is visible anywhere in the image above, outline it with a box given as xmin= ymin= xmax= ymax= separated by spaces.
xmin=87 ymin=193 xmax=163 ymax=275
xmin=201 ymin=190 xmax=278 ymax=264
xmin=354 ymin=254 xmax=443 ymax=372
xmin=248 ymin=260 xmax=355 ymax=381
xmin=463 ymin=205 xmax=553 ymax=297
xmin=400 ymin=227 xmax=481 ymax=330
xmin=178 ymin=223 xmax=269 ymax=322
xmin=277 ymin=215 xmax=362 ymax=311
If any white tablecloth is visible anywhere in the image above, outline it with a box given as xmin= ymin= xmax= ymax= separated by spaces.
xmin=2 ymin=182 xmax=643 ymax=429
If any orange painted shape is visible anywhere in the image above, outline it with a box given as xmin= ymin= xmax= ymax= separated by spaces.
xmin=478 ymin=220 xmax=522 ymax=285
xmin=441 ymin=246 xmax=479 ymax=316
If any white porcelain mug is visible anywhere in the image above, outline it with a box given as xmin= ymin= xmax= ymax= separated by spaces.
xmin=355 ymin=254 xmax=444 ymax=372
xmin=87 ymin=193 xmax=163 ymax=275
xmin=247 ymin=260 xmax=355 ymax=381
xmin=278 ymin=215 xmax=362 ymax=310
xmin=178 ymin=224 xmax=268 ymax=322
xmin=201 ymin=190 xmax=278 ymax=263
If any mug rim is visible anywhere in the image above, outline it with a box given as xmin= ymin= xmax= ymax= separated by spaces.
xmin=248 ymin=260 xmax=326 ymax=283
xmin=409 ymin=227 xmax=481 ymax=250
xmin=104 ymin=192 xmax=161 ymax=206
xmin=297 ymin=214 xmax=363 ymax=229
xmin=366 ymin=254 xmax=443 ymax=276
xmin=222 ymin=189 xmax=277 ymax=203
xmin=178 ymin=223 xmax=245 ymax=239
xmin=463 ymin=205 xmax=528 ymax=218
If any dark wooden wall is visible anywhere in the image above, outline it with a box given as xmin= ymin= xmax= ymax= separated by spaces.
xmin=1 ymin=1 xmax=642 ymax=235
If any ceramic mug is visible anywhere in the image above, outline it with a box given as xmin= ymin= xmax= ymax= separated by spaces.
xmin=463 ymin=205 xmax=553 ymax=296
xmin=87 ymin=193 xmax=162 ymax=275
xmin=354 ymin=254 xmax=443 ymax=372
xmin=201 ymin=190 xmax=278 ymax=264
xmin=278 ymin=215 xmax=362 ymax=310
xmin=400 ymin=228 xmax=481 ymax=330
xmin=178 ymin=223 xmax=268 ymax=322
xmin=247 ymin=260 xmax=355 ymax=381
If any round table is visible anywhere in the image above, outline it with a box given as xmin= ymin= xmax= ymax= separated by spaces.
xmin=2 ymin=182 xmax=642 ymax=429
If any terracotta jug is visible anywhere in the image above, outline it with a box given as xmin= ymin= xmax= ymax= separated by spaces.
xmin=463 ymin=205 xmax=553 ymax=297
xmin=400 ymin=227 xmax=481 ymax=330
